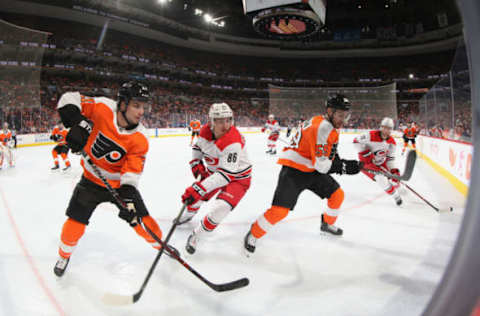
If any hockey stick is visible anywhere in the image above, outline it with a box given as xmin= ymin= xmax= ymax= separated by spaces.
xmin=402 ymin=182 xmax=453 ymax=213
xmin=363 ymin=150 xmax=417 ymax=181
xmin=278 ymin=137 xmax=291 ymax=146
xmin=80 ymin=151 xmax=249 ymax=304
xmin=102 ymin=204 xmax=187 ymax=305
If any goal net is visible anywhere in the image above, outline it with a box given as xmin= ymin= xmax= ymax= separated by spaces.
xmin=268 ymin=83 xmax=398 ymax=130
xmin=0 ymin=19 xmax=51 ymax=134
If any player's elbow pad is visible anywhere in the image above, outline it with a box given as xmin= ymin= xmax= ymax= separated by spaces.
xmin=58 ymin=104 xmax=85 ymax=128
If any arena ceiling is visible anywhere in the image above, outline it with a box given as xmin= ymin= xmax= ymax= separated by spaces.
xmin=121 ymin=0 xmax=461 ymax=40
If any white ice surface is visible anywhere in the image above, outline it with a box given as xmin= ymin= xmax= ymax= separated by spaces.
xmin=0 ymin=133 xmax=466 ymax=316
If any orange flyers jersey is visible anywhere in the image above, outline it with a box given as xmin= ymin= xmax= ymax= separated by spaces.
xmin=57 ymin=92 xmax=149 ymax=189
xmin=190 ymin=120 xmax=201 ymax=132
xmin=0 ymin=129 xmax=12 ymax=146
xmin=403 ymin=126 xmax=417 ymax=139
xmin=278 ymin=115 xmax=338 ymax=173
xmin=51 ymin=127 xmax=68 ymax=146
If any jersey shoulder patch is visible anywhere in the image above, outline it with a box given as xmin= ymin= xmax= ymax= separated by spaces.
xmin=135 ymin=123 xmax=149 ymax=144
xmin=94 ymin=96 xmax=118 ymax=112
xmin=386 ymin=136 xmax=396 ymax=145
xmin=199 ymin=124 xmax=214 ymax=141
xmin=315 ymin=116 xmax=336 ymax=143
xmin=369 ymin=130 xmax=382 ymax=142
xmin=215 ymin=126 xmax=244 ymax=151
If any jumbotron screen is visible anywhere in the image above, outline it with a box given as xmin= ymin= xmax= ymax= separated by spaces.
xmin=269 ymin=19 xmax=306 ymax=34
xmin=243 ymin=0 xmax=326 ymax=24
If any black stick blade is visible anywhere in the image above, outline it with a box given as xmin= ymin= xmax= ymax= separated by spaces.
xmin=211 ymin=277 xmax=250 ymax=292
xmin=400 ymin=150 xmax=417 ymax=181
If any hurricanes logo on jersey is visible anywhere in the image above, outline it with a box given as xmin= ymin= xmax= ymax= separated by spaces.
xmin=91 ymin=132 xmax=126 ymax=163
xmin=373 ymin=149 xmax=387 ymax=165
xmin=204 ymin=154 xmax=219 ymax=166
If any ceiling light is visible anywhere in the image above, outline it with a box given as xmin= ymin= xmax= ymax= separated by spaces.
xmin=204 ymin=14 xmax=212 ymax=23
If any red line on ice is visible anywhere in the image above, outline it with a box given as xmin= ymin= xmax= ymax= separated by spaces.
xmin=0 ymin=187 xmax=66 ymax=316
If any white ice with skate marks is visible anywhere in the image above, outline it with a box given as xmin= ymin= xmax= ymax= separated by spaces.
xmin=0 ymin=133 xmax=465 ymax=316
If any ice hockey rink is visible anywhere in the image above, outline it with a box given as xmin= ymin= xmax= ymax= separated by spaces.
xmin=0 ymin=132 xmax=466 ymax=316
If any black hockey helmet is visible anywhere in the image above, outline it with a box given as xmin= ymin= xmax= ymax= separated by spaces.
xmin=326 ymin=94 xmax=351 ymax=111
xmin=117 ymin=81 xmax=150 ymax=106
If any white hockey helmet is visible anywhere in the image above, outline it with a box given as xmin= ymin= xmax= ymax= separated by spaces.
xmin=380 ymin=117 xmax=394 ymax=129
xmin=268 ymin=114 xmax=274 ymax=120
xmin=209 ymin=102 xmax=233 ymax=124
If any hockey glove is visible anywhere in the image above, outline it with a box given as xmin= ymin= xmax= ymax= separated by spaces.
xmin=182 ymin=182 xmax=207 ymax=205
xmin=66 ymin=119 xmax=93 ymax=153
xmin=346 ymin=160 xmax=363 ymax=175
xmin=329 ymin=158 xmax=363 ymax=175
xmin=390 ymin=168 xmax=401 ymax=186
xmin=117 ymin=184 xmax=149 ymax=227
xmin=189 ymin=159 xmax=209 ymax=180
xmin=261 ymin=127 xmax=265 ymax=133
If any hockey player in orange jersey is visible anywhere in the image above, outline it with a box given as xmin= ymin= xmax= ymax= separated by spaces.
xmin=50 ymin=122 xmax=71 ymax=171
xmin=189 ymin=119 xmax=202 ymax=146
xmin=179 ymin=103 xmax=252 ymax=254
xmin=0 ymin=122 xmax=14 ymax=169
xmin=402 ymin=122 xmax=417 ymax=154
xmin=53 ymin=81 xmax=174 ymax=277
xmin=244 ymin=95 xmax=363 ymax=255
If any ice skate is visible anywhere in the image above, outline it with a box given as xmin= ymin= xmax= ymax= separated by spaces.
xmin=320 ymin=215 xmax=343 ymax=236
xmin=54 ymin=256 xmax=70 ymax=277
xmin=244 ymin=230 xmax=256 ymax=256
xmin=395 ymin=195 xmax=403 ymax=206
xmin=185 ymin=232 xmax=199 ymax=254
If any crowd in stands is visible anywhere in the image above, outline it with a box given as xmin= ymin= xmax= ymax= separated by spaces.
xmin=0 ymin=75 xmax=472 ymax=143
xmin=2 ymin=13 xmax=456 ymax=86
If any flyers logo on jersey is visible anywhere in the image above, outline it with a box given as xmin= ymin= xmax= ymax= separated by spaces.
xmin=91 ymin=132 xmax=126 ymax=163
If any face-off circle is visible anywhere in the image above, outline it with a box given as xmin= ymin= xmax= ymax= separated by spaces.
xmin=252 ymin=7 xmax=322 ymax=39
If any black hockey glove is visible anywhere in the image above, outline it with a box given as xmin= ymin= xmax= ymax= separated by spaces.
xmin=329 ymin=158 xmax=363 ymax=175
xmin=117 ymin=184 xmax=148 ymax=227
xmin=66 ymin=119 xmax=93 ymax=153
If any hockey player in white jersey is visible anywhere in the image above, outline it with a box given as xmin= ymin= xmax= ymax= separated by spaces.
xmin=0 ymin=122 xmax=14 ymax=169
xmin=353 ymin=117 xmax=402 ymax=205
xmin=179 ymin=102 xmax=252 ymax=254
xmin=262 ymin=114 xmax=281 ymax=155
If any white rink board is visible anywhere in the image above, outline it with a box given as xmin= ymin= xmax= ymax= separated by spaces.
xmin=416 ymin=135 xmax=472 ymax=187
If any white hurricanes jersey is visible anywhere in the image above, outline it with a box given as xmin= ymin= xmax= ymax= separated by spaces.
xmin=353 ymin=130 xmax=397 ymax=169
xmin=192 ymin=124 xmax=252 ymax=192
xmin=265 ymin=119 xmax=281 ymax=133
